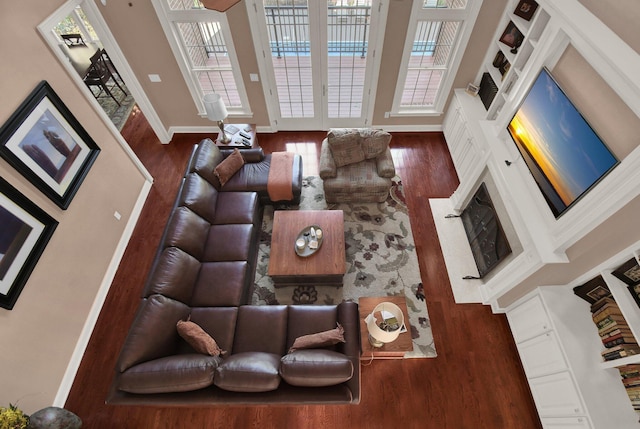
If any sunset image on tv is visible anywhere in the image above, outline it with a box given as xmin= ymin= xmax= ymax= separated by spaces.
xmin=507 ymin=68 xmax=618 ymax=217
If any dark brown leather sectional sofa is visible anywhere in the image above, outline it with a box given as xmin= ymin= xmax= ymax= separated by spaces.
xmin=107 ymin=139 xmax=361 ymax=405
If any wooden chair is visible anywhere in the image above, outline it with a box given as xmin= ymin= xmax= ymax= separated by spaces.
xmin=83 ymin=50 xmax=127 ymax=106
xmin=61 ymin=33 xmax=86 ymax=48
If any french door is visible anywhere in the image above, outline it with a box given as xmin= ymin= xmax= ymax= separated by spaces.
xmin=249 ymin=0 xmax=386 ymax=130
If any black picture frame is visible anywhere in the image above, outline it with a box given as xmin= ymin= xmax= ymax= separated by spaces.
xmin=513 ymin=0 xmax=539 ymax=21
xmin=0 ymin=81 xmax=100 ymax=209
xmin=573 ymin=275 xmax=611 ymax=305
xmin=612 ymin=258 xmax=640 ymax=286
xmin=499 ymin=21 xmax=524 ymax=49
xmin=0 ymin=176 xmax=58 ymax=310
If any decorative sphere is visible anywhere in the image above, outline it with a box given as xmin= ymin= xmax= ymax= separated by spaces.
xmin=28 ymin=407 xmax=82 ymax=429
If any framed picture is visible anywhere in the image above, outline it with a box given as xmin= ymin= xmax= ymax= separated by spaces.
xmin=0 ymin=81 xmax=100 ymax=209
xmin=0 ymin=176 xmax=58 ymax=310
xmin=499 ymin=21 xmax=524 ymax=49
xmin=573 ymin=275 xmax=611 ymax=305
xmin=612 ymin=258 xmax=640 ymax=286
xmin=513 ymin=0 xmax=538 ymax=21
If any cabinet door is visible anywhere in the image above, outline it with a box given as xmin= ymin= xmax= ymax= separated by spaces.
xmin=518 ymin=331 xmax=567 ymax=378
xmin=529 ymin=372 xmax=585 ymax=418
xmin=507 ymin=294 xmax=551 ymax=343
xmin=540 ymin=417 xmax=592 ymax=429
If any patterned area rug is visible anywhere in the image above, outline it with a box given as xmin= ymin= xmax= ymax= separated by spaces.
xmin=94 ymin=83 xmax=135 ymax=131
xmin=251 ymin=176 xmax=436 ymax=358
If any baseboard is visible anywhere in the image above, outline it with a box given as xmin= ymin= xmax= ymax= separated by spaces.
xmin=53 ymin=179 xmax=153 ymax=407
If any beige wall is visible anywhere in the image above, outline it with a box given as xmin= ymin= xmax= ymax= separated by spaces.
xmin=0 ymin=2 xmax=148 ymax=413
xmin=579 ymin=0 xmax=640 ymax=55
xmin=100 ymin=0 xmax=506 ymax=131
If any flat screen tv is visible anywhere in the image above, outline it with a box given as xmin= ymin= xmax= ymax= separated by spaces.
xmin=507 ymin=67 xmax=619 ymax=218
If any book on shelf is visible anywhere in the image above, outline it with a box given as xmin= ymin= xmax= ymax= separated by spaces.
xmin=623 ymin=375 xmax=640 ymax=388
xmin=619 ymin=364 xmax=640 ymax=378
xmin=604 ymin=337 xmax=637 ymax=348
xmin=592 ymin=298 xmax=620 ymax=314
xmin=602 ymin=327 xmax=634 ymax=339
xmin=598 ymin=320 xmax=631 ymax=336
xmin=592 ymin=305 xmax=624 ymax=322
xmin=602 ymin=344 xmax=640 ymax=361
xmin=591 ymin=296 xmax=616 ymax=313
xmin=596 ymin=314 xmax=629 ymax=330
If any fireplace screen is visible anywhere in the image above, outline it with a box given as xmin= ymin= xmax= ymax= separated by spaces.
xmin=461 ymin=183 xmax=512 ymax=278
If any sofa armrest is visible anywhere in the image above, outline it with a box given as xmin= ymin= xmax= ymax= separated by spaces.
xmin=376 ymin=147 xmax=395 ymax=178
xmin=220 ymin=148 xmax=265 ymax=163
xmin=319 ymin=139 xmax=337 ymax=179
xmin=337 ymin=301 xmax=361 ymax=403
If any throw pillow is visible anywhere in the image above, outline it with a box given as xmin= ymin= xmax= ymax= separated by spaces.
xmin=177 ymin=318 xmax=225 ymax=357
xmin=359 ymin=128 xmax=391 ymax=159
xmin=289 ymin=323 xmax=345 ymax=353
xmin=213 ymin=149 xmax=244 ymax=187
xmin=327 ymin=129 xmax=365 ymax=167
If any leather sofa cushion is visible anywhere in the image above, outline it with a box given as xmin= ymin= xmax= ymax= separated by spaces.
xmin=164 ymin=207 xmax=210 ymax=260
xmin=116 ymin=295 xmax=190 ymax=372
xmin=203 ymin=224 xmax=253 ymax=262
xmin=214 ymin=352 xmax=281 ymax=392
xmin=286 ymin=305 xmax=340 ymax=352
xmin=280 ymin=350 xmax=353 ymax=387
xmin=187 ymin=307 xmax=238 ymax=355
xmin=192 ymin=261 xmax=249 ymax=307
xmin=214 ymin=192 xmax=259 ymax=225
xmin=189 ymin=139 xmax=225 ymax=189
xmin=233 ymin=306 xmax=288 ymax=355
xmin=119 ymin=354 xmax=219 ymax=394
xmin=144 ymin=247 xmax=200 ymax=303
xmin=180 ymin=173 xmax=218 ymax=224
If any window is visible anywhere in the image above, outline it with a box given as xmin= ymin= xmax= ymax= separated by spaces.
xmin=392 ymin=0 xmax=480 ymax=115
xmin=153 ymin=0 xmax=250 ymax=115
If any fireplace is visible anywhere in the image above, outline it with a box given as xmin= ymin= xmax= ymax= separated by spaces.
xmin=460 ymin=183 xmax=512 ymax=278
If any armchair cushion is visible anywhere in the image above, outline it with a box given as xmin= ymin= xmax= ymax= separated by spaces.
xmin=327 ymin=129 xmax=365 ymax=167
xmin=359 ymin=128 xmax=391 ymax=159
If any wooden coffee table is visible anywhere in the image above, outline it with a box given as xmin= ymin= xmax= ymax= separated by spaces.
xmin=268 ymin=210 xmax=346 ymax=288
xmin=359 ymin=295 xmax=413 ymax=360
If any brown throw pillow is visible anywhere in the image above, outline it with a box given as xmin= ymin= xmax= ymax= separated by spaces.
xmin=213 ymin=149 xmax=245 ymax=187
xmin=289 ymin=323 xmax=345 ymax=353
xmin=177 ymin=319 xmax=225 ymax=357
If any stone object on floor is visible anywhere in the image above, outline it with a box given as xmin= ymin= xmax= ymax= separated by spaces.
xmin=28 ymin=407 xmax=81 ymax=429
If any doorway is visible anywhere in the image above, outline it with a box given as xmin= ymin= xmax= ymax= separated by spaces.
xmin=52 ymin=4 xmax=137 ymax=131
xmin=250 ymin=0 xmax=386 ymax=130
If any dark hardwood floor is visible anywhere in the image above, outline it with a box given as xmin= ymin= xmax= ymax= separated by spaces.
xmin=64 ymin=108 xmax=542 ymax=428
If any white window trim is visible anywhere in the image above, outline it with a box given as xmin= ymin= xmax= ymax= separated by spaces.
xmin=391 ymin=0 xmax=482 ymax=116
xmin=151 ymin=0 xmax=251 ymax=117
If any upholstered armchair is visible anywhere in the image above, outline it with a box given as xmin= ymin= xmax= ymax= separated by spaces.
xmin=319 ymin=128 xmax=395 ymax=203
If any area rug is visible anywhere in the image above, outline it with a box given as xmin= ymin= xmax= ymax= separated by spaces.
xmin=251 ymin=175 xmax=436 ymax=358
xmin=94 ymin=83 xmax=136 ymax=131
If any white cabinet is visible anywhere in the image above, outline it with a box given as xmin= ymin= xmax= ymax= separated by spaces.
xmin=442 ymin=94 xmax=481 ymax=185
xmin=506 ymin=290 xmax=591 ymax=428
xmin=507 ymin=287 xmax=640 ymax=428
xmin=518 ymin=331 xmax=567 ymax=378
xmin=529 ymin=372 xmax=584 ymax=417
xmin=540 ymin=417 xmax=592 ymax=429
